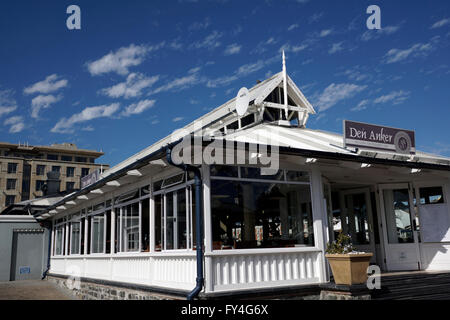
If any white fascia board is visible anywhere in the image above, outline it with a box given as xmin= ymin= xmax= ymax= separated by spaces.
xmin=287 ymin=75 xmax=316 ymax=114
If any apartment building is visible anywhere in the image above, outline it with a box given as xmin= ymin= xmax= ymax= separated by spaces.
xmin=0 ymin=142 xmax=109 ymax=212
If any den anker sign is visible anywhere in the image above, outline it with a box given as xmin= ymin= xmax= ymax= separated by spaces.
xmin=344 ymin=120 xmax=416 ymax=155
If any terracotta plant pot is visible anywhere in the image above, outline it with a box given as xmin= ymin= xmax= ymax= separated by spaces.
xmin=325 ymin=253 xmax=373 ymax=285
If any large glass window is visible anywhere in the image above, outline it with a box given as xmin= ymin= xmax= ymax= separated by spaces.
xmin=66 ymin=167 xmax=75 ymax=177
xmin=70 ymin=222 xmax=81 ymax=254
xmin=91 ymin=215 xmax=105 ymax=253
xmin=120 ymin=203 xmax=139 ymax=252
xmin=55 ymin=226 xmax=64 ymax=255
xmin=211 ymin=175 xmax=314 ymax=250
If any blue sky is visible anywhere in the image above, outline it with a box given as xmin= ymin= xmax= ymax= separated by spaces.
xmin=0 ymin=0 xmax=449 ymax=166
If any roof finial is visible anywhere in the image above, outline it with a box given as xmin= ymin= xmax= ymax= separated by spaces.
xmin=282 ymin=50 xmax=288 ymax=118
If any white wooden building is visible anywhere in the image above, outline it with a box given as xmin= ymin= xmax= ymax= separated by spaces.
xmin=34 ymin=59 xmax=450 ymax=299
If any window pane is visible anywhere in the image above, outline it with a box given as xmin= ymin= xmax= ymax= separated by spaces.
xmin=141 ymin=199 xmax=150 ymax=252
xmin=286 ymin=171 xmax=309 ymax=182
xmin=71 ymin=222 xmax=81 ymax=254
xmin=240 ymin=167 xmax=284 ymax=180
xmin=211 ymin=165 xmax=238 ymax=178
xmin=177 ymin=189 xmax=187 ymax=249
xmin=165 ymin=193 xmax=174 ymax=250
xmin=120 ymin=203 xmax=139 ymax=252
xmin=155 ymin=194 xmax=163 ymax=251
xmin=419 ymin=186 xmax=445 ymax=205
xmin=92 ymin=215 xmax=105 ymax=253
xmin=211 ymin=180 xmax=314 ymax=250
xmin=384 ymin=189 xmax=414 ymax=244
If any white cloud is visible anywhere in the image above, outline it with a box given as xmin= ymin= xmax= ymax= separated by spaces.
xmin=51 ymin=103 xmax=120 ymax=133
xmin=207 ymin=56 xmax=278 ymax=88
xmin=189 ymin=17 xmax=211 ymax=31
xmin=384 ymin=37 xmax=439 ymax=64
xmin=172 ymin=117 xmax=184 ymax=122
xmin=0 ymin=89 xmax=18 ymax=117
xmin=288 ymin=24 xmax=299 ymax=31
xmin=329 ymin=42 xmax=344 ymax=54
xmin=100 ymin=73 xmax=159 ymax=99
xmin=361 ymin=25 xmax=401 ymax=41
xmin=430 ymin=18 xmax=450 ymax=29
xmin=24 ymin=74 xmax=68 ymax=95
xmin=151 ymin=72 xmax=201 ymax=95
xmin=86 ymin=43 xmax=162 ymax=76
xmin=121 ymin=99 xmax=156 ymax=117
xmin=224 ymin=43 xmax=242 ymax=55
xmin=4 ymin=116 xmax=25 ymax=133
xmin=190 ymin=31 xmax=222 ymax=50
xmin=351 ymin=99 xmax=370 ymax=112
xmin=319 ymin=29 xmax=333 ymax=37
xmin=315 ymin=83 xmax=367 ymax=112
xmin=31 ymin=94 xmax=63 ymax=118
xmin=373 ymin=90 xmax=410 ymax=105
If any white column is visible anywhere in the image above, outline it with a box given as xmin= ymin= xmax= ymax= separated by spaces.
xmin=111 ymin=207 xmax=116 ymax=254
xmin=202 ymin=164 xmax=212 ymax=253
xmin=139 ymin=200 xmax=142 ymax=252
xmin=64 ymin=220 xmax=69 ymax=256
xmin=84 ymin=214 xmax=89 ymax=254
xmin=310 ymin=166 xmax=329 ymax=283
xmin=202 ymin=164 xmax=214 ymax=293
xmin=150 ymin=183 xmax=155 ymax=252
xmin=50 ymin=221 xmax=55 ymax=257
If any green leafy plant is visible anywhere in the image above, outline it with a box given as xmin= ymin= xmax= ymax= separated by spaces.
xmin=326 ymin=232 xmax=354 ymax=254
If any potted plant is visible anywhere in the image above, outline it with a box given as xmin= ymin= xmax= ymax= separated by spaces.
xmin=325 ymin=233 xmax=373 ymax=285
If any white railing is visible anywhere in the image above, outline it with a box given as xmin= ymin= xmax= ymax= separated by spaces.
xmin=205 ymin=248 xmax=323 ymax=292
xmin=51 ymin=248 xmax=324 ymax=293
xmin=50 ymin=253 xmax=196 ymax=291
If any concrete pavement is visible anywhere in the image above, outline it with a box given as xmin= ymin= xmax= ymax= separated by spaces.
xmin=0 ymin=280 xmax=78 ymax=300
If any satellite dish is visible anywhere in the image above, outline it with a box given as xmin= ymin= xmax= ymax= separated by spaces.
xmin=235 ymin=87 xmax=249 ymax=116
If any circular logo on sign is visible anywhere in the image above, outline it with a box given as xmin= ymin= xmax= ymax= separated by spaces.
xmin=394 ymin=131 xmax=411 ymax=154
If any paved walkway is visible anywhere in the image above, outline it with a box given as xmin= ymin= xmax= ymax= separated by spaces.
xmin=0 ymin=280 xmax=78 ymax=300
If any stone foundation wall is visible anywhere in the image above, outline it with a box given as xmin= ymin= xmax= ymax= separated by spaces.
xmin=48 ymin=276 xmax=184 ymax=300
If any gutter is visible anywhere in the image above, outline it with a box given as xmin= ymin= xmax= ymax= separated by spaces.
xmin=40 ymin=220 xmax=52 ymax=279
xmin=165 ymin=145 xmax=204 ymax=301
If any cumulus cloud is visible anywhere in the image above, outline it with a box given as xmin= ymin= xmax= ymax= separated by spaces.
xmin=31 ymin=94 xmax=63 ymax=118
xmin=51 ymin=103 xmax=120 ymax=133
xmin=384 ymin=37 xmax=439 ymax=64
xmin=0 ymin=89 xmax=18 ymax=117
xmin=224 ymin=43 xmax=242 ymax=55
xmin=315 ymin=83 xmax=367 ymax=112
xmin=207 ymin=56 xmax=277 ymax=88
xmin=23 ymin=74 xmax=68 ymax=95
xmin=329 ymin=42 xmax=344 ymax=54
xmin=150 ymin=67 xmax=205 ymax=95
xmin=190 ymin=31 xmax=222 ymax=50
xmin=430 ymin=18 xmax=450 ymax=29
xmin=86 ymin=43 xmax=163 ymax=76
xmin=121 ymin=99 xmax=156 ymax=117
xmin=361 ymin=24 xmax=401 ymax=41
xmin=351 ymin=99 xmax=370 ymax=112
xmin=288 ymin=24 xmax=299 ymax=31
xmin=319 ymin=29 xmax=333 ymax=37
xmin=4 ymin=116 xmax=25 ymax=133
xmin=373 ymin=90 xmax=410 ymax=105
xmin=100 ymin=73 xmax=159 ymax=99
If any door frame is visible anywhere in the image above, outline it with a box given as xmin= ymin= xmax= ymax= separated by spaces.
xmin=377 ymin=183 xmax=421 ymax=271
xmin=339 ymin=187 xmax=377 ymax=261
